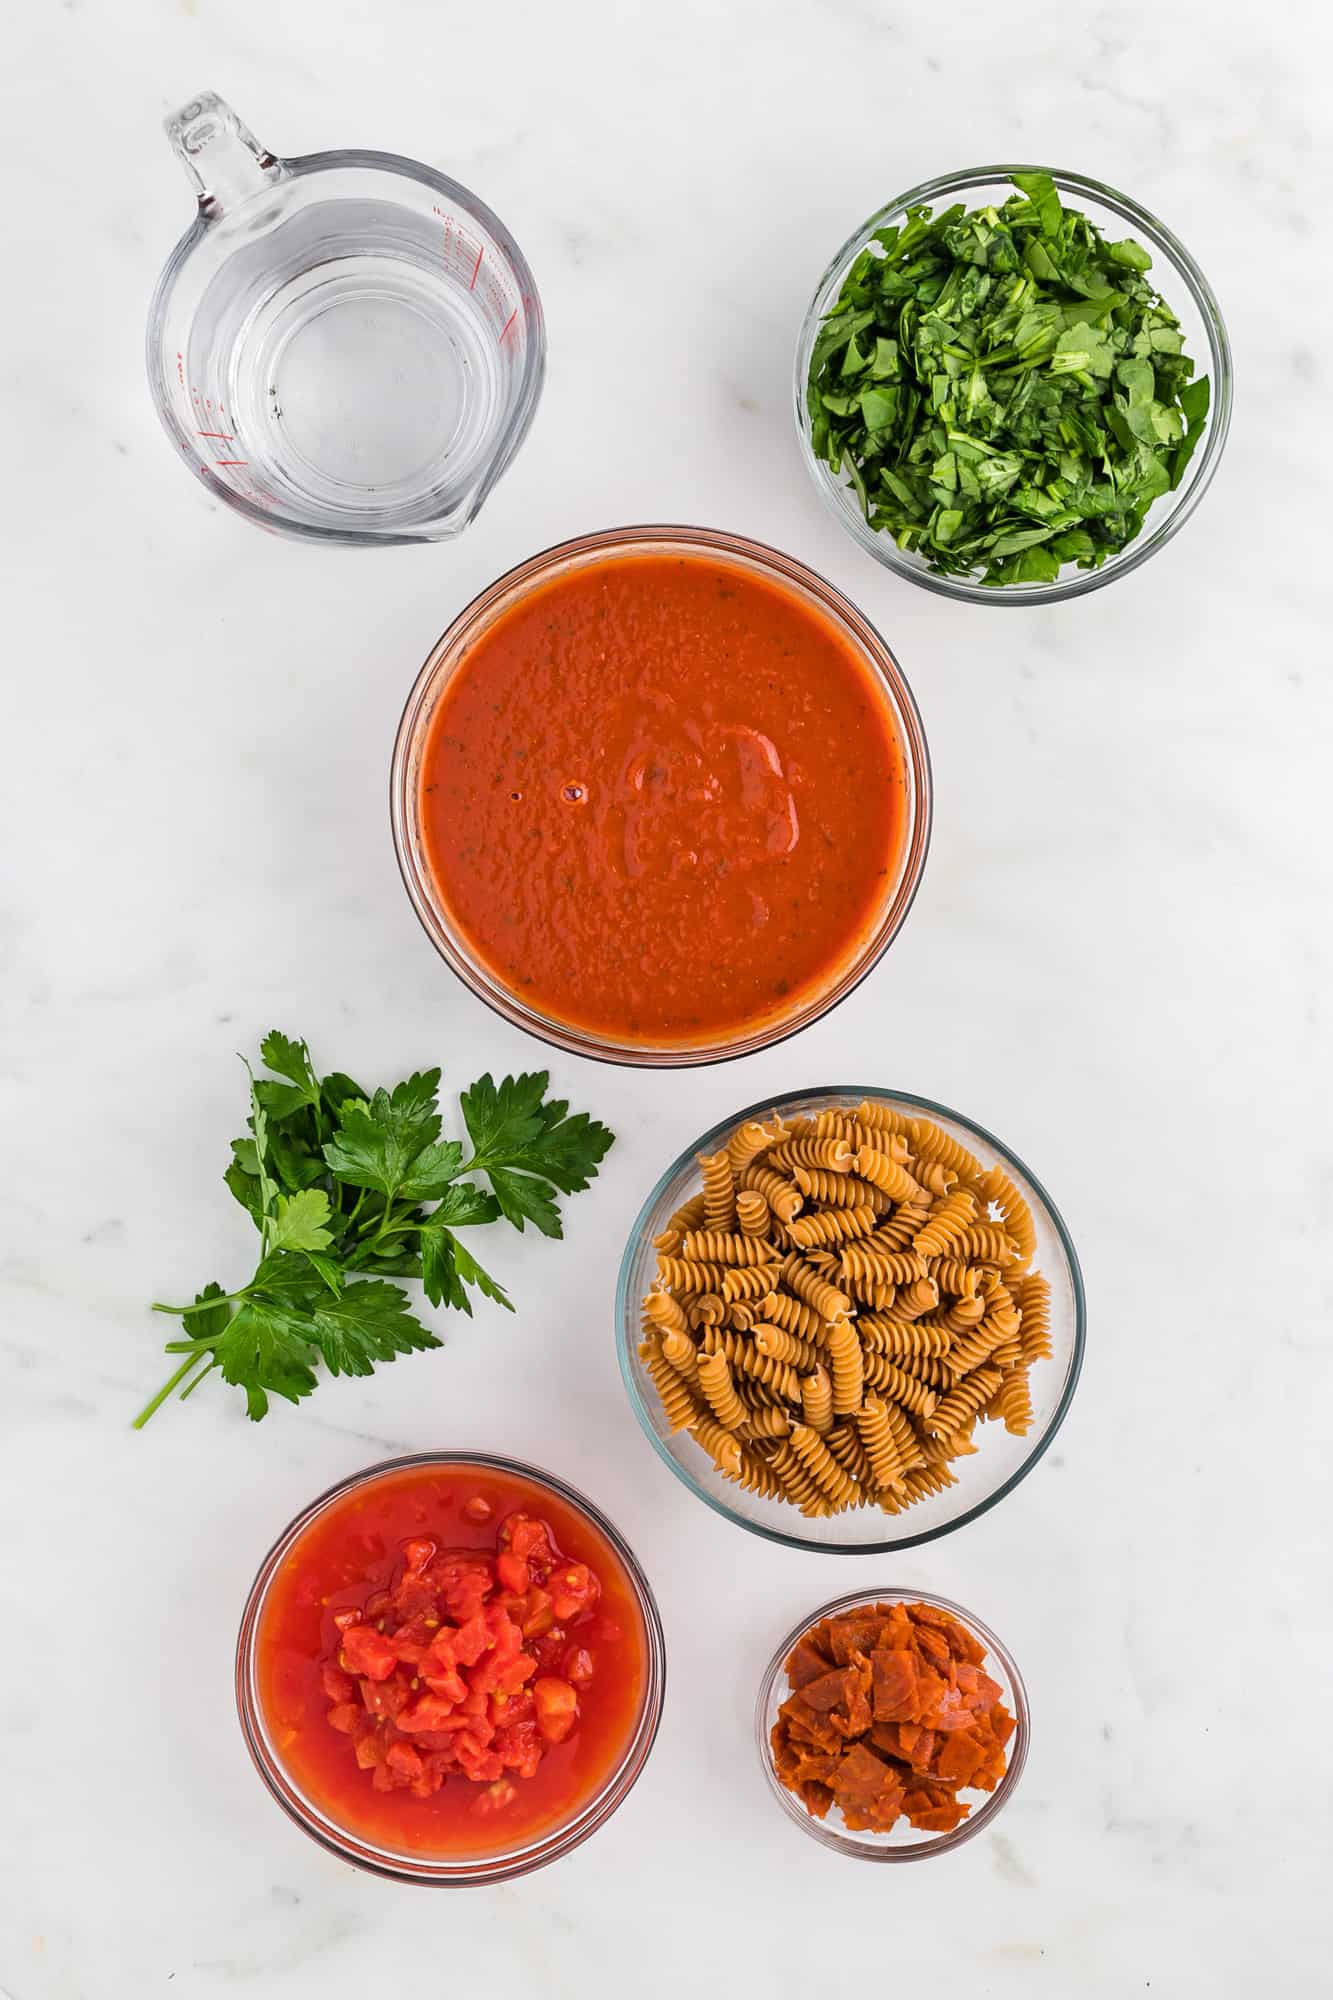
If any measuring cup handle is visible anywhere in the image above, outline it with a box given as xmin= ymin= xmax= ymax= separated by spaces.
xmin=164 ymin=92 xmax=282 ymax=217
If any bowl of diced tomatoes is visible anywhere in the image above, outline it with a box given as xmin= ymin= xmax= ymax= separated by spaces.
xmin=236 ymin=1453 xmax=665 ymax=1883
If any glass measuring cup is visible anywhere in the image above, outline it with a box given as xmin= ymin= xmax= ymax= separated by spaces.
xmin=146 ymin=94 xmax=546 ymax=544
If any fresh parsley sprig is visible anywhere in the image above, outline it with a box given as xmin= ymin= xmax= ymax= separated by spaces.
xmin=133 ymin=1033 xmax=614 ymax=1427
xmin=808 ymin=170 xmax=1212 ymax=586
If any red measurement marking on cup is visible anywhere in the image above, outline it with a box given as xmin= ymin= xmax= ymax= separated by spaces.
xmin=498 ymin=308 xmax=518 ymax=345
xmin=197 ymin=431 xmax=235 ymax=440
xmin=469 ymin=244 xmax=484 ymax=289
xmin=213 ymin=459 xmax=249 ymax=467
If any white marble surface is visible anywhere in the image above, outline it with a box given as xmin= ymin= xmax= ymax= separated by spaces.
xmin=3 ymin=0 xmax=1330 ymax=1992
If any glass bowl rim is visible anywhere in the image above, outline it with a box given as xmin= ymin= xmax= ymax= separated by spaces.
xmin=793 ymin=160 xmax=1234 ymax=606
xmin=145 ymin=146 xmax=547 ymax=548
xmin=388 ymin=523 xmax=934 ymax=1067
xmin=616 ymin=1084 xmax=1086 ymax=1552
xmin=234 ymin=1449 xmax=667 ymax=1885
xmin=754 ymin=1584 xmax=1030 ymax=1860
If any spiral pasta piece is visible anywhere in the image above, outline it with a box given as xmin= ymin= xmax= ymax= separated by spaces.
xmin=688 ymin=1413 xmax=743 ymax=1476
xmin=915 ymin=1158 xmax=958 ymax=1197
xmin=930 ymin=1257 xmax=979 ymax=1297
xmin=855 ymin=1099 xmax=913 ymax=1136
xmin=872 ymin=1201 xmax=933 ymax=1251
xmin=787 ymin=1202 xmax=879 ymax=1249
xmin=661 ymin=1327 xmax=701 ymax=1386
xmin=741 ymin=1399 xmax=791 ymax=1439
xmin=893 ymin=1275 xmax=942 ymax=1320
xmin=686 ymin=1293 xmax=727 ymax=1327
xmin=781 ymin=1251 xmax=852 ymax=1321
xmin=911 ymin=1189 xmax=978 ymax=1258
xmin=655 ymin=1255 xmax=730 ymax=1293
xmin=853 ymin=1146 xmax=928 ymax=1203
xmin=826 ymin=1420 xmax=875 ymax=1487
xmin=724 ymin=1446 xmax=785 ymax=1499
xmin=640 ymin=1335 xmax=700 ymax=1434
xmin=800 ymin=1363 xmax=834 ymax=1435
xmin=855 ymin=1397 xmax=906 ymax=1490
xmin=643 ymin=1289 xmax=688 ymax=1337
xmin=768 ymin=1438 xmax=825 ymax=1508
xmin=909 ymin=1120 xmax=983 ymax=1180
xmin=680 ymin=1229 xmax=777 ymax=1267
xmin=858 ymin=1312 xmax=951 ymax=1359
xmin=793 ymin=1167 xmax=890 ymax=1211
xmin=696 ymin=1349 xmax=750 ymax=1431
xmin=825 ymin=1319 xmax=864 ymax=1416
xmin=698 ymin=1149 xmax=736 ymax=1232
xmin=755 ymin=1322 xmax=821 ymax=1372
xmin=928 ymin=1364 xmax=1004 ymax=1438
xmin=813 ymin=1108 xmax=859 ymax=1142
xmin=950 ymin=1225 xmax=1020 ymax=1265
xmin=861 ymin=1352 xmax=938 ymax=1418
xmin=726 ymin=1119 xmax=775 ymax=1176
xmin=979 ymin=1163 xmax=1037 ymax=1263
xmin=946 ymin=1315 xmax=1017 ymax=1379
xmin=735 ymin=1189 xmax=771 ymax=1239
xmin=758 ymin=1290 xmax=827 ymax=1344
xmin=838 ymin=1242 xmax=927 ymax=1285
xmin=1016 ymin=1271 xmax=1053 ymax=1363
xmin=721 ymin=1263 xmax=783 ymax=1303
xmin=789 ymin=1424 xmax=859 ymax=1504
xmin=769 ymin=1135 xmax=855 ymax=1175
xmin=737 ymin=1163 xmax=804 ymax=1224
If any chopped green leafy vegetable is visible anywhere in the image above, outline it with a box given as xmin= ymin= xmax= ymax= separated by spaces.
xmin=133 ymin=1034 xmax=614 ymax=1426
xmin=807 ymin=172 xmax=1210 ymax=586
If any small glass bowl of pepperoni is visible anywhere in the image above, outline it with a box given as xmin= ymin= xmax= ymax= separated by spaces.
xmin=236 ymin=1453 xmax=665 ymax=1883
xmin=756 ymin=1588 xmax=1030 ymax=1859
xmin=617 ymin=1086 xmax=1084 ymax=1553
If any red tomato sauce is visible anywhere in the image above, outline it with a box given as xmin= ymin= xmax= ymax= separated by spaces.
xmin=418 ymin=550 xmax=908 ymax=1045
xmin=256 ymin=1463 xmax=648 ymax=1858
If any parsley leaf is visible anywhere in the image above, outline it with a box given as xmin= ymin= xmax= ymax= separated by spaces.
xmin=460 ymin=1072 xmax=616 ymax=1238
xmin=135 ymin=1038 xmax=612 ymax=1426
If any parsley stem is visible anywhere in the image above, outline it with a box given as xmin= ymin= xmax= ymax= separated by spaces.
xmin=151 ymin=1286 xmax=253 ymax=1316
xmin=178 ymin=1358 xmax=217 ymax=1402
xmin=131 ymin=1354 xmax=206 ymax=1429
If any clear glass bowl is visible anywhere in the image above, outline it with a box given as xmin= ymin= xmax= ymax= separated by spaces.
xmin=390 ymin=527 xmax=932 ymax=1066
xmin=794 ymin=164 xmax=1233 ymax=604
xmin=235 ymin=1453 xmax=666 ymax=1884
xmin=616 ymin=1087 xmax=1084 ymax=1551
xmin=755 ymin=1587 xmax=1030 ymax=1860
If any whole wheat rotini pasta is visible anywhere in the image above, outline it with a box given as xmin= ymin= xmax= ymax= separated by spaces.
xmin=640 ymin=1101 xmax=1054 ymax=1520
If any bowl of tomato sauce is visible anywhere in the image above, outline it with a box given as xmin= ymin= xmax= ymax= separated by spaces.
xmin=391 ymin=526 xmax=931 ymax=1066
xmin=236 ymin=1454 xmax=665 ymax=1883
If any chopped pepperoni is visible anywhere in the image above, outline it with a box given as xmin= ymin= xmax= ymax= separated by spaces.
xmin=772 ymin=1601 xmax=1013 ymax=1836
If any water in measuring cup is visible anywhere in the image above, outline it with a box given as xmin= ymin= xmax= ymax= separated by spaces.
xmin=188 ymin=200 xmax=511 ymax=532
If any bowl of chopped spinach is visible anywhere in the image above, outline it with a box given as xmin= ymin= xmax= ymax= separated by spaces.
xmin=796 ymin=166 xmax=1231 ymax=601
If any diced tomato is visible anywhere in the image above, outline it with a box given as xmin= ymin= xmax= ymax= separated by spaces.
xmin=397 ymin=1693 xmax=460 ymax=1734
xmin=534 ymin=1676 xmax=579 ymax=1745
xmin=311 ymin=1496 xmax=611 ymax=1823
xmin=530 ymin=1627 xmax=569 ymax=1672
xmin=321 ymin=1663 xmax=355 ymax=1703
xmin=360 ymin=1674 xmax=409 ymax=1720
xmin=339 ymin=1622 xmax=398 ymax=1681
xmin=385 ymin=1739 xmax=425 ymax=1784
xmin=549 ymin=1563 xmax=599 ymax=1621
xmin=497 ymin=1551 xmax=530 ymax=1595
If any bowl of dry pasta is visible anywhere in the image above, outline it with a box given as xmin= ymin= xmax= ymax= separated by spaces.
xmin=616 ymin=1088 xmax=1084 ymax=1552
